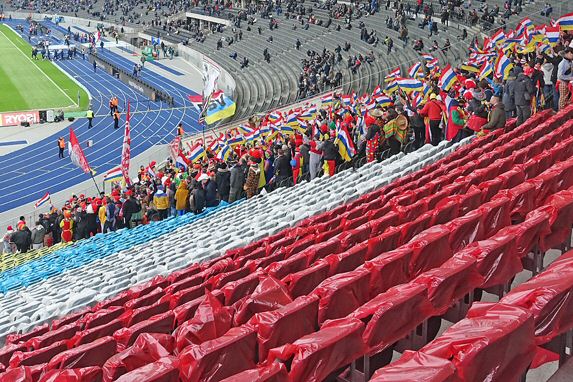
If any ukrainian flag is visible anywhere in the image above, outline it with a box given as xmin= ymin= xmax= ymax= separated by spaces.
xmin=205 ymin=91 xmax=236 ymax=125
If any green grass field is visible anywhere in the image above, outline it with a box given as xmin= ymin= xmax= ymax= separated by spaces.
xmin=0 ymin=24 xmax=89 ymax=113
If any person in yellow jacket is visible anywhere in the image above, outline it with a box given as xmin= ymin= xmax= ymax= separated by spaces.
xmin=153 ymin=186 xmax=169 ymax=220
xmin=60 ymin=210 xmax=74 ymax=242
xmin=175 ymin=181 xmax=189 ymax=216
xmin=86 ymin=108 xmax=94 ymax=128
xmin=98 ymin=202 xmax=107 ymax=232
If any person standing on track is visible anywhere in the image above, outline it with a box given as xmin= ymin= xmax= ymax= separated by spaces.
xmin=177 ymin=122 xmax=184 ymax=137
xmin=86 ymin=108 xmax=94 ymax=128
xmin=57 ymin=137 xmax=65 ymax=158
xmin=113 ymin=110 xmax=120 ymax=129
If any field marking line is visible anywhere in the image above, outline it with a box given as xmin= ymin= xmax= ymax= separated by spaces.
xmin=0 ymin=27 xmax=78 ymax=108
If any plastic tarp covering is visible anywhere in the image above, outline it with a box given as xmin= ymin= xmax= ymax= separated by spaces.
xmin=456 ymin=186 xmax=482 ymax=216
xmin=210 ymin=267 xmax=251 ymax=290
xmin=10 ymin=340 xmax=68 ymax=368
xmin=497 ymin=209 xmax=551 ymax=259
xmin=250 ymin=295 xmax=319 ymax=361
xmin=283 ymin=260 xmax=330 ymax=298
xmin=246 ymin=251 xmax=285 ymax=273
xmin=420 ymin=303 xmax=535 ymax=382
xmin=166 ymin=264 xmax=201 ymax=284
xmin=500 ymin=260 xmax=573 ymax=345
xmin=126 ymin=276 xmax=168 ymax=300
xmin=114 ymin=356 xmax=180 ymax=382
xmin=407 ymin=226 xmax=453 ymax=277
xmin=265 ymin=253 xmax=310 ymax=280
xmin=325 ymin=242 xmax=368 ymax=276
xmin=233 ymin=275 xmax=292 ymax=326
xmin=221 ymin=271 xmax=262 ymax=306
xmin=364 ymin=248 xmax=412 ymax=297
xmin=285 ymin=234 xmax=317 ymax=258
xmin=79 ymin=306 xmax=126 ymax=330
xmin=267 ymin=317 xmax=365 ymax=382
xmin=0 ymin=365 xmax=44 ymax=382
xmin=51 ymin=307 xmax=92 ymax=330
xmin=431 ymin=199 xmax=460 ymax=226
xmin=413 ymin=254 xmax=484 ymax=315
xmin=350 ymin=283 xmax=433 ymax=355
xmin=460 ymin=232 xmax=521 ymax=289
xmin=5 ymin=324 xmax=49 ymax=346
xmin=37 ymin=367 xmax=103 ymax=382
xmin=25 ymin=322 xmax=80 ymax=349
xmin=47 ymin=336 xmax=117 ymax=370
xmin=311 ymin=269 xmax=371 ymax=324
xmin=369 ymin=351 xmax=457 ymax=382
xmin=113 ymin=312 xmax=175 ymax=351
xmin=165 ymin=274 xmax=204 ymax=294
xmin=174 ymin=292 xmax=234 ymax=353
xmin=218 ymin=363 xmax=288 ymax=382
xmin=446 ymin=210 xmax=484 ymax=253
xmin=398 ymin=212 xmax=433 ymax=244
xmin=68 ymin=316 xmax=125 ymax=347
xmin=178 ymin=325 xmax=257 ymax=382
xmin=124 ymin=287 xmax=165 ymax=310
xmin=368 ymin=212 xmax=400 ymax=237
xmin=536 ymin=190 xmax=573 ymax=252
xmin=0 ymin=342 xmax=28 ymax=367
xmin=102 ymin=333 xmax=174 ymax=381
xmin=95 ymin=290 xmax=132 ymax=311
xmin=494 ymin=182 xmax=538 ymax=222
xmin=366 ymin=226 xmax=402 ymax=261
xmin=174 ymin=297 xmax=204 ymax=328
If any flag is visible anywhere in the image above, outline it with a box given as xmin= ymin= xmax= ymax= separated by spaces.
xmin=147 ymin=166 xmax=156 ymax=178
xmin=169 ymin=136 xmax=181 ymax=163
xmin=321 ymin=93 xmax=334 ymax=105
xmin=408 ymin=62 xmax=422 ymax=78
xmin=460 ymin=62 xmax=480 ymax=74
xmin=216 ymin=144 xmax=232 ymax=161
xmin=121 ymin=101 xmax=131 ymax=185
xmin=176 ymin=150 xmax=191 ymax=170
xmin=396 ymin=77 xmax=424 ymax=92
xmin=238 ymin=124 xmax=254 ymax=135
xmin=204 ymin=91 xmax=236 ymax=124
xmin=438 ymin=64 xmax=458 ymax=91
xmin=68 ymin=128 xmax=91 ymax=174
xmin=421 ymin=53 xmax=435 ymax=61
xmin=188 ymin=142 xmax=207 ymax=163
xmin=373 ymin=85 xmax=382 ymax=95
xmin=426 ymin=58 xmax=439 ymax=69
xmin=334 ymin=126 xmax=356 ymax=162
xmin=385 ymin=67 xmax=401 ymax=81
xmin=479 ymin=61 xmax=494 ymax=80
xmin=495 ymin=51 xmax=513 ymax=80
xmin=300 ymin=106 xmax=317 ymax=119
xmin=375 ymin=94 xmax=393 ymax=108
xmin=245 ymin=128 xmax=261 ymax=142
xmin=103 ymin=167 xmax=123 ymax=182
xmin=491 ymin=29 xmax=505 ymax=46
xmin=34 ymin=192 xmax=51 ymax=209
xmin=385 ymin=80 xmax=399 ymax=94
xmin=545 ymin=25 xmax=560 ymax=44
xmin=557 ymin=12 xmax=573 ymax=31
xmin=228 ymin=133 xmax=245 ymax=147
xmin=515 ymin=17 xmax=534 ymax=36
xmin=188 ymin=94 xmax=203 ymax=113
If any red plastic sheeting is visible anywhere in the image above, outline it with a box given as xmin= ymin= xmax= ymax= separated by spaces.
xmin=221 ymin=271 xmax=262 ymax=306
xmin=497 ymin=209 xmax=551 ymax=259
xmin=0 ymin=342 xmax=27 ymax=367
xmin=501 ymin=261 xmax=573 ymax=345
xmin=114 ymin=356 xmax=180 ymax=382
xmin=25 ymin=322 xmax=80 ymax=350
xmin=536 ymin=190 xmax=573 ymax=252
xmin=431 ymin=199 xmax=460 ymax=226
xmin=233 ymin=275 xmax=292 ymax=326
xmin=407 ymin=226 xmax=453 ymax=277
xmin=51 ymin=307 xmax=92 ymax=330
xmin=174 ymin=297 xmax=204 ymax=328
xmin=364 ymin=247 xmax=412 ymax=298
xmin=5 ymin=324 xmax=49 ymax=346
xmin=312 ymin=269 xmax=371 ymax=324
xmin=369 ymin=351 xmax=457 ymax=382
xmin=166 ymin=264 xmax=201 ymax=285
xmin=412 ymin=254 xmax=484 ymax=315
xmin=210 ymin=267 xmax=251 ymax=290
xmin=421 ymin=303 xmax=535 ymax=382
xmin=267 ymin=317 xmax=366 ymax=382
xmin=10 ymin=340 xmax=68 ymax=368
xmin=265 ymin=253 xmax=310 ymax=280
xmin=124 ymin=287 xmax=165 ymax=310
xmin=47 ymin=336 xmax=117 ymax=370
xmin=446 ymin=210 xmax=484 ymax=253
xmin=218 ymin=363 xmax=288 ymax=382
xmin=456 ymin=186 xmax=482 ymax=216
xmin=178 ymin=325 xmax=258 ymax=382
xmin=125 ymin=276 xmax=168 ymax=300
xmin=251 ymin=295 xmax=319 ymax=361
xmin=283 ymin=260 xmax=330 ymax=298
xmin=325 ymin=242 xmax=368 ymax=276
xmin=174 ymin=292 xmax=234 ymax=353
xmin=113 ymin=312 xmax=175 ymax=351
xmin=494 ymin=182 xmax=538 ymax=222
xmin=79 ymin=306 xmax=126 ymax=330
xmin=165 ymin=274 xmax=204 ymax=295
xmin=350 ymin=283 xmax=433 ymax=355
xmin=37 ymin=367 xmax=102 ymax=382
xmin=366 ymin=227 xmax=402 ymax=261
xmin=368 ymin=212 xmax=400 ymax=237
xmin=398 ymin=211 xmax=433 ymax=244
xmin=166 ymin=285 xmax=208 ymax=311
xmin=102 ymin=333 xmax=174 ymax=381
xmin=68 ymin=317 xmax=125 ymax=347
xmin=0 ymin=365 xmax=44 ymax=382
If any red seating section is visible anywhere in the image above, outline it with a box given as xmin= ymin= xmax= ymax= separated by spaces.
xmin=2 ymin=105 xmax=573 ymax=381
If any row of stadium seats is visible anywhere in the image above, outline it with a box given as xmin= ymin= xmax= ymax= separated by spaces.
xmin=1 ymin=106 xmax=571 ymax=381
xmin=0 ymin=137 xmax=469 ymax=340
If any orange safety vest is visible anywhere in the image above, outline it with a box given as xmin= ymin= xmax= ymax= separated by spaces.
xmin=58 ymin=139 xmax=65 ymax=148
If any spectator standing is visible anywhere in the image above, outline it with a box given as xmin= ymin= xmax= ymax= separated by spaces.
xmin=11 ymin=225 xmax=31 ymax=253
xmin=153 ymin=187 xmax=169 ymax=219
xmin=481 ymin=96 xmax=507 ymax=131
xmin=205 ymin=172 xmax=219 ymax=207
xmin=57 ymin=137 xmax=65 ymax=159
xmin=419 ymin=93 xmax=445 ymax=146
xmin=2 ymin=226 xmax=14 ymax=254
xmin=175 ymin=182 xmax=189 ymax=216
xmin=216 ymin=163 xmax=231 ymax=202
xmin=31 ymin=221 xmax=46 ymax=250
xmin=557 ymin=48 xmax=573 ymax=110
xmin=229 ymin=158 xmax=247 ymax=202
xmin=514 ymin=72 xmax=534 ymax=125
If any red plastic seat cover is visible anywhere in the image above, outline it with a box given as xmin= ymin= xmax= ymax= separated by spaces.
xmin=233 ymin=275 xmax=292 ymax=326
xmin=364 ymin=247 xmax=412 ymax=297
xmin=369 ymin=351 xmax=457 ymax=382
xmin=114 ymin=356 xmax=180 ymax=382
xmin=407 ymin=225 xmax=453 ymax=277
xmin=218 ymin=363 xmax=288 ymax=382
xmin=37 ymin=367 xmax=102 ymax=382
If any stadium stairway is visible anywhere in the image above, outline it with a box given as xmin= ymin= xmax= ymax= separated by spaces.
xmin=2 ymin=105 xmax=573 ymax=381
xmin=0 ymin=137 xmax=468 ymax=340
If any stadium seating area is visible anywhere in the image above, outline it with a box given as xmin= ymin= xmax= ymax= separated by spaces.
xmin=1 ymin=103 xmax=573 ymax=380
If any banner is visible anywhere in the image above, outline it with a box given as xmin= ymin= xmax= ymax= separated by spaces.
xmin=202 ymin=59 xmax=221 ymax=99
xmin=68 ymin=128 xmax=91 ymax=174
xmin=121 ymin=102 xmax=131 ymax=185
xmin=0 ymin=111 xmax=39 ymax=127
xmin=169 ymin=136 xmax=181 ymax=163
xmin=204 ymin=91 xmax=236 ymax=125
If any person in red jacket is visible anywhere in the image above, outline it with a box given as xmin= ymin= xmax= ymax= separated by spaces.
xmin=419 ymin=93 xmax=445 ymax=146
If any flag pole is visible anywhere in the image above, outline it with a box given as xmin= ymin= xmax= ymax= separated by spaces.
xmin=90 ymin=170 xmax=102 ymax=194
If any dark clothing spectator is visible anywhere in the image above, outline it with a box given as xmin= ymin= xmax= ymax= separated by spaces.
xmin=205 ymin=180 xmax=219 ymax=207
xmin=216 ymin=167 xmax=231 ymax=202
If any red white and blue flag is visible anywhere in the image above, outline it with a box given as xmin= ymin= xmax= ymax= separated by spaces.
xmin=34 ymin=192 xmax=51 ymax=209
xmin=557 ymin=13 xmax=573 ymax=30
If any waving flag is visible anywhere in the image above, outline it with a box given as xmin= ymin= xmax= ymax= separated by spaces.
xmin=321 ymin=93 xmax=334 ymax=106
xmin=385 ymin=67 xmax=401 ymax=81
xmin=341 ymin=94 xmax=352 ymax=106
xmin=545 ymin=25 xmax=560 ymax=44
xmin=228 ymin=133 xmax=245 ymax=147
xmin=557 ymin=12 xmax=573 ymax=30
xmin=245 ymin=128 xmax=261 ymax=142
xmin=375 ymin=94 xmax=393 ymax=108
xmin=104 ymin=167 xmax=123 ymax=182
xmin=68 ymin=128 xmax=91 ymax=174
xmin=335 ymin=126 xmax=356 ymax=162
xmin=188 ymin=94 xmax=204 ymax=113
xmin=426 ymin=58 xmax=439 ymax=69
xmin=204 ymin=91 xmax=236 ymax=125
xmin=495 ymin=52 xmax=513 ymax=80
xmin=515 ymin=17 xmax=534 ymax=36
xmin=438 ymin=64 xmax=458 ymax=91
xmin=238 ymin=124 xmax=254 ymax=135
xmin=34 ymin=192 xmax=51 ymax=209
xmin=385 ymin=80 xmax=399 ymax=94
xmin=176 ymin=150 xmax=191 ymax=170
xmin=216 ymin=144 xmax=232 ymax=161
xmin=408 ymin=62 xmax=422 ymax=78
xmin=479 ymin=61 xmax=494 ymax=80
xmin=491 ymin=29 xmax=506 ymax=46
xmin=188 ymin=142 xmax=207 ymax=163
xmin=373 ymin=85 xmax=382 ymax=95
xmin=421 ymin=53 xmax=435 ymax=61
xmin=121 ymin=101 xmax=131 ymax=185
xmin=396 ymin=77 xmax=424 ymax=92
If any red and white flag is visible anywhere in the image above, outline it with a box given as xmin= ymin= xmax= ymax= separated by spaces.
xmin=121 ymin=101 xmax=131 ymax=185
xmin=68 ymin=128 xmax=91 ymax=174
xmin=169 ymin=136 xmax=181 ymax=163
xmin=34 ymin=192 xmax=51 ymax=209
